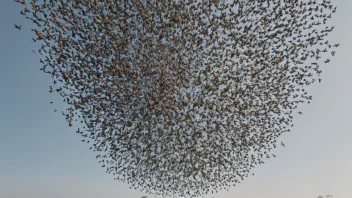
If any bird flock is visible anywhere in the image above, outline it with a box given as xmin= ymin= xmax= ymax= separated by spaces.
xmin=14 ymin=0 xmax=338 ymax=197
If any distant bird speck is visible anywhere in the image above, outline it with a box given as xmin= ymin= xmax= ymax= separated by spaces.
xmin=14 ymin=24 xmax=22 ymax=30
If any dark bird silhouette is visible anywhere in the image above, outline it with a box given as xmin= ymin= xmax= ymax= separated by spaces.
xmin=14 ymin=24 xmax=22 ymax=30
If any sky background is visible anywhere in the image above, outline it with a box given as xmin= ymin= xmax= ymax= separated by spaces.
xmin=0 ymin=1 xmax=351 ymax=198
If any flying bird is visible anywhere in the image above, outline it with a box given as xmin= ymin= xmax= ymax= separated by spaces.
xmin=14 ymin=24 xmax=22 ymax=30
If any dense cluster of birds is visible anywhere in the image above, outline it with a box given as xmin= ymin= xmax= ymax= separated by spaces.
xmin=14 ymin=0 xmax=339 ymax=197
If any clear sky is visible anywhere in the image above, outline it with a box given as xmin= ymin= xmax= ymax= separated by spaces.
xmin=0 ymin=1 xmax=351 ymax=198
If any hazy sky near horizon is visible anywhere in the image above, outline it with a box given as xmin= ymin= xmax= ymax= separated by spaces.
xmin=0 ymin=1 xmax=351 ymax=198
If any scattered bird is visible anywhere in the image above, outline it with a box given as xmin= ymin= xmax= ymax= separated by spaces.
xmin=14 ymin=24 xmax=22 ymax=30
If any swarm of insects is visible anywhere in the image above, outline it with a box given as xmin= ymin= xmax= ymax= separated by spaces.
xmin=14 ymin=0 xmax=338 ymax=197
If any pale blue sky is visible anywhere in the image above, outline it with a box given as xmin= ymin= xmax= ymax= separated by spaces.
xmin=0 ymin=1 xmax=351 ymax=198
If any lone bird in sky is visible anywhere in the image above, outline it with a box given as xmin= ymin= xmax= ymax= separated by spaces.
xmin=14 ymin=24 xmax=22 ymax=30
